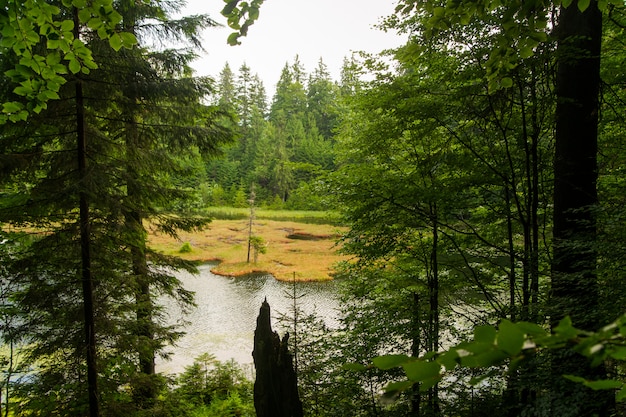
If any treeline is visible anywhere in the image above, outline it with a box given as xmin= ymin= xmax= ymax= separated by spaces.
xmin=201 ymin=57 xmax=360 ymax=210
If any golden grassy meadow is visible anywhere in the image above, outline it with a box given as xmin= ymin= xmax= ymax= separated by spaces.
xmin=147 ymin=219 xmax=348 ymax=281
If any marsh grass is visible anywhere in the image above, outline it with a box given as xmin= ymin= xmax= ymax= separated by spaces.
xmin=148 ymin=217 xmax=347 ymax=281
xmin=204 ymin=207 xmax=343 ymax=225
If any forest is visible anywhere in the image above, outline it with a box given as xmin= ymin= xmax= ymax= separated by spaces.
xmin=1 ymin=0 xmax=625 ymax=416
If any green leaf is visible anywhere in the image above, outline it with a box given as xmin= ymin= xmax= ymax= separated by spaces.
xmin=119 ymin=32 xmax=137 ymax=48
xmin=584 ymin=379 xmax=623 ymax=390
xmin=109 ymin=33 xmax=122 ymax=51
xmin=562 ymin=0 xmax=574 ymax=7
xmin=68 ymin=59 xmax=81 ymax=74
xmin=501 ymin=77 xmax=513 ymax=88
xmin=608 ymin=346 xmax=626 ymax=360
xmin=13 ymin=86 xmax=32 ymax=97
xmin=402 ymin=361 xmax=441 ymax=383
xmin=566 ymin=375 xmax=623 ymax=391
xmin=520 ymin=45 xmax=534 ymax=59
xmin=9 ymin=110 xmax=28 ymax=122
xmin=2 ymin=102 xmax=23 ymax=113
xmin=1 ymin=24 xmax=15 ymax=37
xmin=515 ymin=321 xmax=547 ymax=337
xmin=227 ymin=32 xmax=241 ymax=45
xmin=78 ymin=8 xmax=92 ymax=23
xmin=466 ymin=349 xmax=509 ymax=368
xmin=437 ymin=350 xmax=459 ymax=370
xmin=46 ymin=52 xmax=62 ymax=66
xmin=497 ymin=319 xmax=525 ymax=356
xmin=554 ymin=316 xmax=578 ymax=339
xmin=60 ymin=19 xmax=74 ymax=32
xmin=617 ymin=386 xmax=626 ymax=402
xmin=342 ymin=362 xmax=367 ymax=372
xmin=373 ymin=354 xmax=410 ymax=370
xmin=37 ymin=89 xmax=60 ymax=101
xmin=384 ymin=380 xmax=414 ymax=393
xmin=87 ymin=17 xmax=103 ymax=30
xmin=474 ymin=325 xmax=497 ymax=344
xmin=577 ymin=0 xmax=591 ymax=11
xmin=222 ymin=0 xmax=240 ymax=16
xmin=458 ymin=340 xmax=492 ymax=355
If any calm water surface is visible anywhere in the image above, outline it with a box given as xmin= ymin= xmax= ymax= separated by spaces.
xmin=157 ymin=263 xmax=340 ymax=375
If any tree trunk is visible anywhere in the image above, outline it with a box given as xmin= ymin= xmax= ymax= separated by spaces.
xmin=253 ymin=299 xmax=303 ymax=417
xmin=410 ymin=292 xmax=421 ymax=416
xmin=550 ymin=2 xmax=612 ymax=415
xmin=75 ymin=7 xmax=99 ymax=415
xmin=73 ymin=7 xmax=100 ymax=417
xmin=428 ymin=210 xmax=440 ymax=415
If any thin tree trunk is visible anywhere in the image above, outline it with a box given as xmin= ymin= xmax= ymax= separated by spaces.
xmin=75 ymin=7 xmax=99 ymax=415
xmin=410 ymin=291 xmax=421 ymax=416
xmin=429 ymin=212 xmax=440 ymax=415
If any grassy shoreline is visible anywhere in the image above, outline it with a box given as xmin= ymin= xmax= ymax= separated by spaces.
xmin=148 ymin=214 xmax=348 ymax=281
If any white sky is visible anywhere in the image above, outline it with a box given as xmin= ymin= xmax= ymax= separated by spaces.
xmin=181 ymin=0 xmax=406 ymax=90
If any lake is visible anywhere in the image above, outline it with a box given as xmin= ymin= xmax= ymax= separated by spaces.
xmin=157 ymin=263 xmax=341 ymax=375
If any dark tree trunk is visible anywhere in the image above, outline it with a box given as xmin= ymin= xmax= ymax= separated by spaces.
xmin=253 ymin=299 xmax=303 ymax=417
xmin=410 ymin=292 xmax=421 ymax=416
xmin=550 ymin=2 xmax=612 ymax=415
xmin=427 ymin=210 xmax=440 ymax=415
xmin=74 ymin=7 xmax=99 ymax=416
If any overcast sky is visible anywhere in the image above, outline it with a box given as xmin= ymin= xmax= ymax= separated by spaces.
xmin=181 ymin=0 xmax=406 ymax=90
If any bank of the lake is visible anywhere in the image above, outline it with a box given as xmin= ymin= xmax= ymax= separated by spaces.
xmin=148 ymin=217 xmax=348 ymax=281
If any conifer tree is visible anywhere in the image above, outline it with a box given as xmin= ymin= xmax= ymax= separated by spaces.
xmin=0 ymin=1 xmax=233 ymax=415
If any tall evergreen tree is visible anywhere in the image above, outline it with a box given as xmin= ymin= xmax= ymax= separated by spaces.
xmin=307 ymin=59 xmax=339 ymax=140
xmin=217 ymin=62 xmax=237 ymax=108
xmin=0 ymin=1 xmax=233 ymax=415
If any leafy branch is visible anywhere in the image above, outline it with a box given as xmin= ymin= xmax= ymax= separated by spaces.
xmin=221 ymin=0 xmax=264 ymax=45
xmin=353 ymin=314 xmax=626 ymax=401
xmin=1 ymin=0 xmax=137 ymax=123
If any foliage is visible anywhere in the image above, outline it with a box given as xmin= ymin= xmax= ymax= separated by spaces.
xmin=221 ymin=0 xmax=265 ymax=45
xmin=208 ymin=57 xmax=346 ymax=209
xmin=249 ymin=235 xmax=267 ymax=263
xmin=175 ymin=354 xmax=254 ymax=415
xmin=179 ymin=242 xmax=193 ymax=253
xmin=203 ymin=207 xmax=342 ymax=225
xmin=0 ymin=0 xmax=137 ymax=122
xmin=366 ymin=313 xmax=626 ymax=402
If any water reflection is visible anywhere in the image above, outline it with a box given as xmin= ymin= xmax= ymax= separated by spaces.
xmin=157 ymin=263 xmax=340 ymax=375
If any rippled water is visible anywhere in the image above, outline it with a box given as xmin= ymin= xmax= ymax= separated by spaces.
xmin=157 ymin=263 xmax=340 ymax=375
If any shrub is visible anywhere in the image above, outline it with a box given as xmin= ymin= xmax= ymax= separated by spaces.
xmin=179 ymin=242 xmax=193 ymax=253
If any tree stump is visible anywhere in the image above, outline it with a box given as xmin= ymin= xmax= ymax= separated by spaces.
xmin=252 ymin=299 xmax=303 ymax=417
